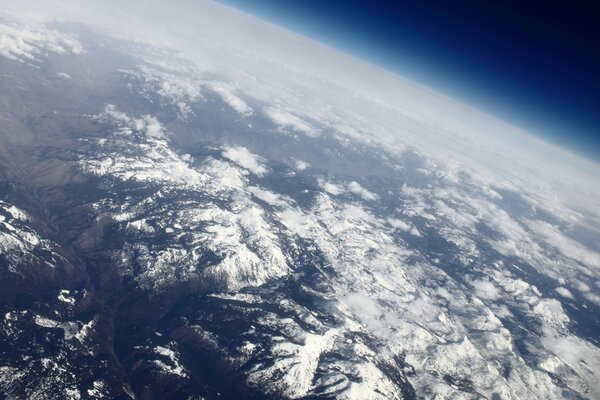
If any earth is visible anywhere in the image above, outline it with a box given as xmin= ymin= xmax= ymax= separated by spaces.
xmin=1 ymin=1 xmax=600 ymax=399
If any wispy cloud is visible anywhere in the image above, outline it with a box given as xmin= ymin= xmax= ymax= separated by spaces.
xmin=247 ymin=186 xmax=289 ymax=207
xmin=222 ymin=146 xmax=268 ymax=176
xmin=264 ymin=107 xmax=317 ymax=136
xmin=0 ymin=20 xmax=83 ymax=62
xmin=209 ymin=82 xmax=253 ymax=116
xmin=348 ymin=181 xmax=378 ymax=201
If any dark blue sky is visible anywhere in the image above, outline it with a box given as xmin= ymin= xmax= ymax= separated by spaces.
xmin=219 ymin=0 xmax=600 ymax=162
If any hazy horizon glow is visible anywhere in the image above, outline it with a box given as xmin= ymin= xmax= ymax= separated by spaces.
xmin=1 ymin=0 xmax=598 ymax=211
xmin=218 ymin=0 xmax=600 ymax=162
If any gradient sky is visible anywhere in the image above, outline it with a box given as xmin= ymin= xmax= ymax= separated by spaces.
xmin=219 ymin=0 xmax=600 ymax=162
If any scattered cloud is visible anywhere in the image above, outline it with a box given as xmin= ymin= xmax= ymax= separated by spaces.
xmin=525 ymin=219 xmax=600 ymax=270
xmin=555 ymin=287 xmax=574 ymax=300
xmin=294 ymin=159 xmax=310 ymax=171
xmin=0 ymin=20 xmax=83 ymax=62
xmin=102 ymin=104 xmax=131 ymax=124
xmin=222 ymin=146 xmax=268 ymax=176
xmin=101 ymin=104 xmax=166 ymax=138
xmin=348 ymin=181 xmax=378 ymax=201
xmin=584 ymin=292 xmax=600 ymax=306
xmin=316 ymin=179 xmax=379 ymax=202
xmin=317 ymin=178 xmax=344 ymax=196
xmin=137 ymin=115 xmax=165 ymax=138
xmin=387 ymin=218 xmax=421 ymax=237
xmin=344 ymin=293 xmax=386 ymax=335
xmin=472 ymin=279 xmax=501 ymax=300
xmin=247 ymin=186 xmax=289 ymax=207
xmin=123 ymin=65 xmax=204 ymax=118
xmin=570 ymin=279 xmax=590 ymax=293
xmin=264 ymin=107 xmax=317 ymax=136
xmin=209 ymin=82 xmax=253 ymax=116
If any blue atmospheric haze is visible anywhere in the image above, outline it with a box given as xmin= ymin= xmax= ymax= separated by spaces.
xmin=219 ymin=0 xmax=600 ymax=162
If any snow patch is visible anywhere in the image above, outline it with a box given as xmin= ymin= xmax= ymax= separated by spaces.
xmin=57 ymin=290 xmax=76 ymax=305
xmin=153 ymin=345 xmax=188 ymax=378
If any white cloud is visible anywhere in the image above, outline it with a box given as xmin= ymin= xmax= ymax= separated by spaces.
xmin=387 ymin=218 xmax=421 ymax=237
xmin=525 ymin=219 xmax=600 ymax=270
xmin=264 ymin=107 xmax=317 ymax=136
xmin=209 ymin=82 xmax=252 ymax=116
xmin=555 ymin=287 xmax=574 ymax=300
xmin=344 ymin=293 xmax=380 ymax=316
xmin=540 ymin=333 xmax=600 ymax=396
xmin=294 ymin=159 xmax=310 ymax=171
xmin=222 ymin=146 xmax=268 ymax=176
xmin=160 ymin=79 xmax=198 ymax=100
xmin=342 ymin=204 xmax=378 ymax=224
xmin=247 ymin=186 xmax=289 ymax=207
xmin=100 ymin=105 xmax=166 ymax=138
xmin=570 ymin=279 xmax=590 ymax=293
xmin=317 ymin=179 xmax=378 ymax=201
xmin=0 ymin=20 xmax=83 ymax=62
xmin=317 ymin=178 xmax=344 ymax=196
xmin=348 ymin=181 xmax=378 ymax=201
xmin=584 ymin=292 xmax=600 ymax=306
xmin=472 ymin=279 xmax=501 ymax=300
xmin=124 ymin=65 xmax=204 ymax=118
xmin=343 ymin=293 xmax=386 ymax=335
xmin=138 ymin=115 xmax=165 ymax=138
xmin=102 ymin=104 xmax=129 ymax=122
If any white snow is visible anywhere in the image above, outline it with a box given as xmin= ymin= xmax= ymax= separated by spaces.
xmin=247 ymin=328 xmax=338 ymax=398
xmin=153 ymin=345 xmax=188 ymax=378
xmin=57 ymin=290 xmax=76 ymax=305
xmin=34 ymin=315 xmax=80 ymax=340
